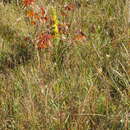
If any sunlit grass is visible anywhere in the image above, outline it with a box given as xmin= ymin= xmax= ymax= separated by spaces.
xmin=0 ymin=0 xmax=129 ymax=129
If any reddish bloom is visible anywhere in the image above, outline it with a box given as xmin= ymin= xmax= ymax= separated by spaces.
xmin=37 ymin=33 xmax=53 ymax=49
xmin=40 ymin=16 xmax=49 ymax=23
xmin=43 ymin=16 xmax=49 ymax=22
xmin=27 ymin=10 xmax=35 ymax=17
xmin=23 ymin=0 xmax=35 ymax=6
xmin=41 ymin=7 xmax=45 ymax=16
xmin=34 ymin=13 xmax=40 ymax=20
xmin=31 ymin=21 xmax=36 ymax=25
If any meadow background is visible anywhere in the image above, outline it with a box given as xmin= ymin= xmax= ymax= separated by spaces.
xmin=0 ymin=0 xmax=130 ymax=129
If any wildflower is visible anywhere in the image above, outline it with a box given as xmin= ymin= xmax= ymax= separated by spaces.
xmin=37 ymin=33 xmax=53 ymax=49
xmin=27 ymin=10 xmax=35 ymax=17
xmin=51 ymin=8 xmax=59 ymax=37
xmin=23 ymin=0 xmax=35 ymax=6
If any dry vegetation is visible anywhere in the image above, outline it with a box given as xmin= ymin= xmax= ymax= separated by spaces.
xmin=0 ymin=0 xmax=130 ymax=129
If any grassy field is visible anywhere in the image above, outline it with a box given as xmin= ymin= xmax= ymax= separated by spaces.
xmin=0 ymin=0 xmax=130 ymax=129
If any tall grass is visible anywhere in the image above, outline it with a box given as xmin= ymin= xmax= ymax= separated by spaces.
xmin=0 ymin=0 xmax=130 ymax=129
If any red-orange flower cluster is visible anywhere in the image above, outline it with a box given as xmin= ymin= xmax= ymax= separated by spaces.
xmin=26 ymin=7 xmax=48 ymax=25
xmin=37 ymin=33 xmax=53 ymax=49
xmin=23 ymin=0 xmax=35 ymax=6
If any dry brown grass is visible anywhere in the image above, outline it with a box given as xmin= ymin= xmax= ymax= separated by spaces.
xmin=0 ymin=0 xmax=129 ymax=129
